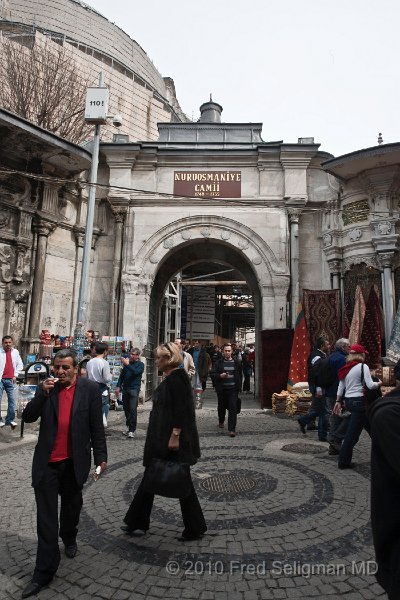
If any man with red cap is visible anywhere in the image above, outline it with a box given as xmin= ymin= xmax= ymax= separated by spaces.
xmin=333 ymin=344 xmax=381 ymax=469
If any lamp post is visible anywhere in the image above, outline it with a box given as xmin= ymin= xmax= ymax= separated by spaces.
xmin=76 ymin=72 xmax=121 ymax=326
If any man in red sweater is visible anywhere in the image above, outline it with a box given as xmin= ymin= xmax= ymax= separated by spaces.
xmin=0 ymin=335 xmax=23 ymax=429
xmin=21 ymin=349 xmax=107 ymax=598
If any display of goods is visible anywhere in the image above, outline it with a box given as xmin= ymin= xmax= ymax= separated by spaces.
xmin=272 ymin=391 xmax=290 ymax=414
xmin=373 ymin=366 xmax=396 ymax=387
xmin=40 ymin=330 xmax=51 ymax=343
xmin=272 ymin=389 xmax=312 ymax=416
xmin=295 ymin=397 xmax=312 ymax=415
xmin=72 ymin=322 xmax=88 ymax=361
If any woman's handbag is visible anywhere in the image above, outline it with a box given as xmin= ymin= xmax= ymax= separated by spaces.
xmin=361 ymin=364 xmax=381 ymax=405
xmin=143 ymin=458 xmax=191 ymax=498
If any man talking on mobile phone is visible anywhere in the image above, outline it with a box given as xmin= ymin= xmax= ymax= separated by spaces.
xmin=21 ymin=349 xmax=107 ymax=598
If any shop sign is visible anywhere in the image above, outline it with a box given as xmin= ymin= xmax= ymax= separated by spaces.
xmin=174 ymin=171 xmax=241 ymax=198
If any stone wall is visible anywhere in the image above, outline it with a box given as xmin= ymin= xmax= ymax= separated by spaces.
xmin=1 ymin=0 xmax=189 ymax=141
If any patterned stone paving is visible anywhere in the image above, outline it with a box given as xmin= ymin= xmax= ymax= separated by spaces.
xmin=0 ymin=391 xmax=387 ymax=599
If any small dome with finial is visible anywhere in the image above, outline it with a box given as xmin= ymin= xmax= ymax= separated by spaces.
xmin=378 ymin=132 xmax=383 ymax=144
xmin=199 ymin=94 xmax=223 ymax=123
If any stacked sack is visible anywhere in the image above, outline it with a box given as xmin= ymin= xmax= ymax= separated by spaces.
xmin=271 ymin=383 xmax=312 ymax=416
xmin=271 ymin=390 xmax=292 ymax=414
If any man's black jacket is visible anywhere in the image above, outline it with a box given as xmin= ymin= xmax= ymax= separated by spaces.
xmin=22 ymin=377 xmax=107 ymax=487
xmin=211 ymin=358 xmax=242 ymax=394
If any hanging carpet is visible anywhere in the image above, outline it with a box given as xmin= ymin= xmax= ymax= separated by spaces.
xmin=303 ymin=289 xmax=341 ymax=348
xmin=360 ymin=285 xmax=383 ymax=370
xmin=287 ymin=303 xmax=311 ymax=390
xmin=261 ymin=329 xmax=293 ymax=408
xmin=387 ymin=300 xmax=400 ymax=362
xmin=348 ymin=285 xmax=366 ymax=345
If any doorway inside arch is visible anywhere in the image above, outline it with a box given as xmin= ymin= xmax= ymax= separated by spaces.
xmin=146 ymin=240 xmax=261 ymax=400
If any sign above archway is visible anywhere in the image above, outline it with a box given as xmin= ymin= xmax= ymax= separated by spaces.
xmin=174 ymin=171 xmax=241 ymax=198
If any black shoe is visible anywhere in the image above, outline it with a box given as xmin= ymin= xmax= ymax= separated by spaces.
xmin=177 ymin=530 xmax=205 ymax=541
xmin=64 ymin=542 xmax=77 ymax=558
xmin=328 ymin=444 xmax=339 ymax=455
xmin=338 ymin=462 xmax=356 ymax=470
xmin=120 ymin=525 xmax=146 ymax=536
xmin=297 ymin=418 xmax=306 ymax=434
xmin=21 ymin=581 xmax=43 ymax=598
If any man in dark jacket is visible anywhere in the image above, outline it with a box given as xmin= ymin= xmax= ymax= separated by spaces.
xmin=116 ymin=347 xmax=144 ymax=439
xmin=325 ymin=338 xmax=350 ymax=454
xmin=21 ymin=349 xmax=107 ymax=598
xmin=369 ymin=391 xmax=400 ymax=600
xmin=297 ymin=336 xmax=330 ymax=441
xmin=212 ymin=343 xmax=242 ymax=437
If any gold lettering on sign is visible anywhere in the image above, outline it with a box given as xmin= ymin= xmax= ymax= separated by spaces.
xmin=174 ymin=171 xmax=241 ymax=198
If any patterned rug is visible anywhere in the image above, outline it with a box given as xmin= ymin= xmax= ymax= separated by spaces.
xmin=261 ymin=329 xmax=293 ymax=408
xmin=348 ymin=285 xmax=366 ymax=345
xmin=303 ymin=289 xmax=341 ymax=348
xmin=361 ymin=285 xmax=383 ymax=369
xmin=287 ymin=303 xmax=311 ymax=390
xmin=387 ymin=300 xmax=400 ymax=362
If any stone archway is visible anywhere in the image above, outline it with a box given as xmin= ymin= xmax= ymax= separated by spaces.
xmin=120 ymin=214 xmax=290 ymax=398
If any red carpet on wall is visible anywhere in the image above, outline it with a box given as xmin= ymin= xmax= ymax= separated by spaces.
xmin=303 ymin=289 xmax=341 ymax=348
xmin=261 ymin=329 xmax=293 ymax=408
xmin=287 ymin=304 xmax=311 ymax=390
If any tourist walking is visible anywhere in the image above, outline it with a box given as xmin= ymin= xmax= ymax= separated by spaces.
xmin=333 ymin=344 xmax=381 ymax=469
xmin=325 ymin=338 xmax=350 ymax=454
xmin=212 ymin=343 xmax=242 ymax=437
xmin=121 ymin=342 xmax=206 ymax=541
xmin=21 ymin=349 xmax=107 ymax=598
xmin=86 ymin=342 xmax=112 ymax=427
xmin=116 ymin=348 xmax=144 ymax=439
xmin=297 ymin=336 xmax=330 ymax=441
xmin=0 ymin=335 xmax=23 ymax=429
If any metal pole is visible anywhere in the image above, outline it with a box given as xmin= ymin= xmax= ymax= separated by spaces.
xmin=77 ymin=72 xmax=104 ymax=324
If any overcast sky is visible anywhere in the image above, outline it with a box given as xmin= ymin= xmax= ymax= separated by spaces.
xmin=88 ymin=0 xmax=398 ymax=157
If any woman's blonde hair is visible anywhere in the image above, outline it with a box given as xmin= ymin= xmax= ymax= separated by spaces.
xmin=155 ymin=342 xmax=182 ymax=369
xmin=346 ymin=352 xmax=365 ymax=363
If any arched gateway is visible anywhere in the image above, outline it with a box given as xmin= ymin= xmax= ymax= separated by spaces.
xmin=100 ymin=100 xmax=333 ymax=403
xmin=119 ymin=215 xmax=290 ymax=395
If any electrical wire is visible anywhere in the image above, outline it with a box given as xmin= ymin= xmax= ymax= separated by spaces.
xmin=0 ymin=165 xmax=398 ymax=216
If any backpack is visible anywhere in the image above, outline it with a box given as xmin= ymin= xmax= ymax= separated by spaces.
xmin=315 ymin=357 xmax=336 ymax=388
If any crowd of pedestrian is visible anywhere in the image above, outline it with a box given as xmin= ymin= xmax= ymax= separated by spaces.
xmin=2 ymin=331 xmax=398 ymax=600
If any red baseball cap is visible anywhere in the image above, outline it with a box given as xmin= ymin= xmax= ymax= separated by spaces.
xmin=349 ymin=344 xmax=369 ymax=355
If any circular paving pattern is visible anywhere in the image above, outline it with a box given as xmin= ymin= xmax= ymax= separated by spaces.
xmin=77 ymin=449 xmax=371 ymax=570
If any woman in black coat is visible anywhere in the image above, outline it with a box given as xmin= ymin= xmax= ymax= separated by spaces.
xmin=121 ymin=342 xmax=207 ymax=541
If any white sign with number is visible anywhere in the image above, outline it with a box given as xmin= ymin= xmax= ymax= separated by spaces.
xmin=84 ymin=87 xmax=109 ymax=122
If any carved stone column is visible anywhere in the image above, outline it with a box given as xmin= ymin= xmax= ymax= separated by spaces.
xmin=286 ymin=206 xmax=302 ymax=327
xmin=377 ymin=251 xmax=396 ymax=342
xmin=109 ymin=209 xmax=126 ymax=335
xmin=26 ymin=220 xmax=56 ymax=345
xmin=328 ymin=259 xmax=342 ymax=291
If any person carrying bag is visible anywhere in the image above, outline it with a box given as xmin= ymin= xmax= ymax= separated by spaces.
xmin=121 ymin=342 xmax=207 ymax=541
xmin=333 ymin=344 xmax=381 ymax=469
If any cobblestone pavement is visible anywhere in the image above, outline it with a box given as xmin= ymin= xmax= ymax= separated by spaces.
xmin=0 ymin=389 xmax=388 ymax=600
